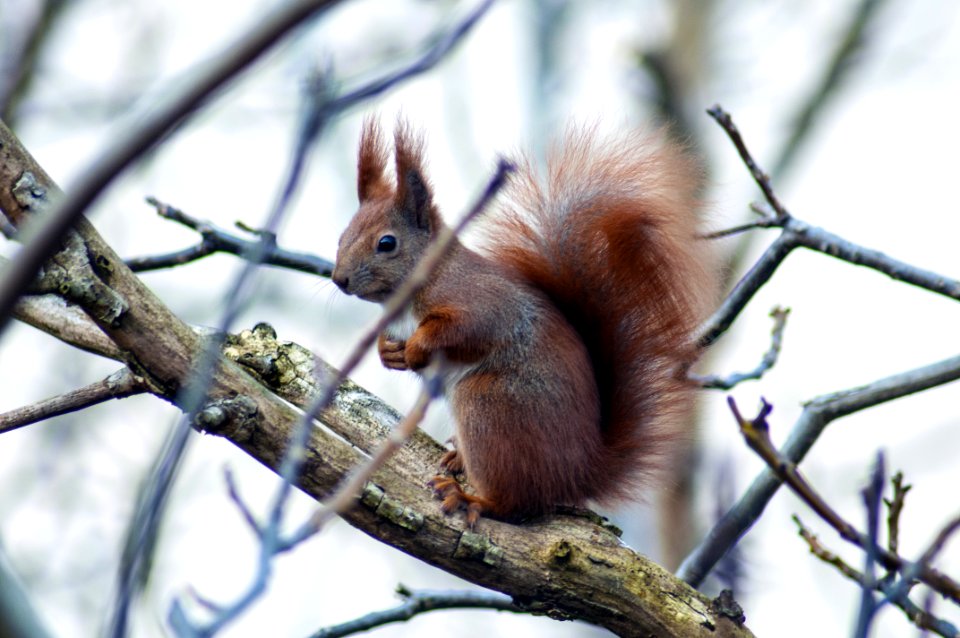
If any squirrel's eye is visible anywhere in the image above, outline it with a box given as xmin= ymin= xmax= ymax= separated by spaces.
xmin=377 ymin=235 xmax=398 ymax=253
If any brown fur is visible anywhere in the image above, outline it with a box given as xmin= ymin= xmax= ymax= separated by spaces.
xmin=332 ymin=118 xmax=718 ymax=522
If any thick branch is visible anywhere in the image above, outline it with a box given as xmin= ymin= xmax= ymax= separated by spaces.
xmin=0 ymin=86 xmax=752 ymax=638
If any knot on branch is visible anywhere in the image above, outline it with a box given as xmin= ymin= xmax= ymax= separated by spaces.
xmin=194 ymin=395 xmax=258 ymax=442
xmin=33 ymin=230 xmax=128 ymax=326
xmin=454 ymin=530 xmax=503 ymax=567
xmin=223 ymin=322 xmax=318 ymax=394
xmin=711 ymin=589 xmax=746 ymax=626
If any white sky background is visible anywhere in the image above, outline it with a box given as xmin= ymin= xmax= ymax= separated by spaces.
xmin=1 ymin=0 xmax=959 ymax=636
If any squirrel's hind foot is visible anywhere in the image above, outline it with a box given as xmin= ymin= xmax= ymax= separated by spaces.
xmin=427 ymin=475 xmax=491 ymax=528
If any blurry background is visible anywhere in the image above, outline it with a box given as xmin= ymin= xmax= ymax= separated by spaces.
xmin=1 ymin=0 xmax=959 ymax=636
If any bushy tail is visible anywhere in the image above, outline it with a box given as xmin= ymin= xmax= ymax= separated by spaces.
xmin=478 ymin=126 xmax=718 ymax=500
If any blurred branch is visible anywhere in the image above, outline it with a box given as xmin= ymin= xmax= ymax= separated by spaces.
xmin=854 ymin=452 xmax=886 ymax=638
xmin=309 ymin=584 xmax=522 ymax=638
xmin=696 ymin=105 xmax=960 ymax=349
xmin=0 ymin=367 xmax=147 ymax=435
xmin=692 ymin=306 xmax=789 ymax=390
xmin=109 ymin=1 xmax=499 ymax=630
xmin=0 ymin=0 xmax=70 ymax=125
xmin=171 ymin=362 xmax=444 ymax=637
xmin=0 ymin=0 xmax=345 ymax=337
xmin=773 ymin=0 xmax=890 ymax=179
xmin=794 ymin=516 xmax=959 ymax=638
xmin=125 ymin=198 xmax=334 ymax=277
xmin=0 ymin=538 xmax=53 ymax=638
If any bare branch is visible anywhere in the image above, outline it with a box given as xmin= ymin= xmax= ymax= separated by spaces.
xmin=175 ymin=364 xmax=444 ymax=636
xmin=885 ymin=472 xmax=912 ymax=564
xmin=679 ymin=353 xmax=960 ymax=589
xmin=692 ymin=306 xmax=789 ymax=390
xmin=125 ymin=198 xmax=334 ymax=277
xmin=707 ymin=105 xmax=790 ymax=221
xmin=309 ymin=585 xmax=522 ymax=638
xmin=298 ymin=361 xmax=446 ymax=542
xmin=705 ymin=397 xmax=960 ymax=605
xmin=0 ymin=368 xmax=146 ymax=434
xmin=223 ymin=468 xmax=263 ymax=541
xmin=696 ymin=106 xmax=960 ymax=350
xmin=794 ymin=516 xmax=959 ymax=638
xmin=0 ymin=0 xmax=71 ymax=124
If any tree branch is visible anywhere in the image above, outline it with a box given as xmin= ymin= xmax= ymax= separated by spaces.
xmin=703 ymin=397 xmax=960 ymax=606
xmin=0 ymin=367 xmax=146 ymax=434
xmin=124 ymin=198 xmax=334 ymax=277
xmin=692 ymin=306 xmax=789 ymax=390
xmin=309 ymin=585 xmax=523 ymax=638
xmin=678 ymin=352 xmax=960 ymax=590
xmin=794 ymin=516 xmax=959 ymax=638
xmin=696 ymin=106 xmax=960 ymax=350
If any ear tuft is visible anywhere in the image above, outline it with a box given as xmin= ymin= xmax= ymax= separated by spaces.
xmin=394 ymin=119 xmax=437 ymax=230
xmin=357 ymin=116 xmax=390 ymax=201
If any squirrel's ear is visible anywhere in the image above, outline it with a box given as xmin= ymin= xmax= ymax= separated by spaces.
xmin=394 ymin=121 xmax=438 ymax=231
xmin=357 ymin=116 xmax=390 ymax=202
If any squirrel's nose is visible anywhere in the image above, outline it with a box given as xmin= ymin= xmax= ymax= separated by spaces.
xmin=332 ymin=272 xmax=349 ymax=291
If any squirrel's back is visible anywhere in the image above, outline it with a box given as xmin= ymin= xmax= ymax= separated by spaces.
xmin=477 ymin=126 xmax=717 ymax=504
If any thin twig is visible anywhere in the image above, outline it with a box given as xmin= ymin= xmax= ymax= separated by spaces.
xmin=295 ymin=361 xmax=445 ymax=543
xmin=707 ymin=105 xmax=790 ymax=221
xmin=692 ymin=306 xmax=789 ymax=389
xmin=854 ymin=452 xmax=885 ymax=638
xmin=794 ymin=516 xmax=959 ymax=638
xmin=0 ymin=368 xmax=146 ymax=434
xmin=223 ymin=468 xmax=263 ymax=540
xmin=886 ymin=472 xmax=912 ymax=563
xmin=125 ymin=198 xmax=334 ymax=277
xmin=309 ymin=585 xmax=522 ymax=638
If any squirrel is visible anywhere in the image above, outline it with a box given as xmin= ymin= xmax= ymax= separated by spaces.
xmin=332 ymin=117 xmax=718 ymax=526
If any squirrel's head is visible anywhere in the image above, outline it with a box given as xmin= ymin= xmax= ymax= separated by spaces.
xmin=333 ymin=117 xmax=441 ymax=303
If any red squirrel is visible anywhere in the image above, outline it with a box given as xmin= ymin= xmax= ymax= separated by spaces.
xmin=333 ymin=117 xmax=717 ymax=526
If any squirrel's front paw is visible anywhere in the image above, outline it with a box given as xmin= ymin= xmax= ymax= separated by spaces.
xmin=378 ymin=334 xmax=408 ymax=370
